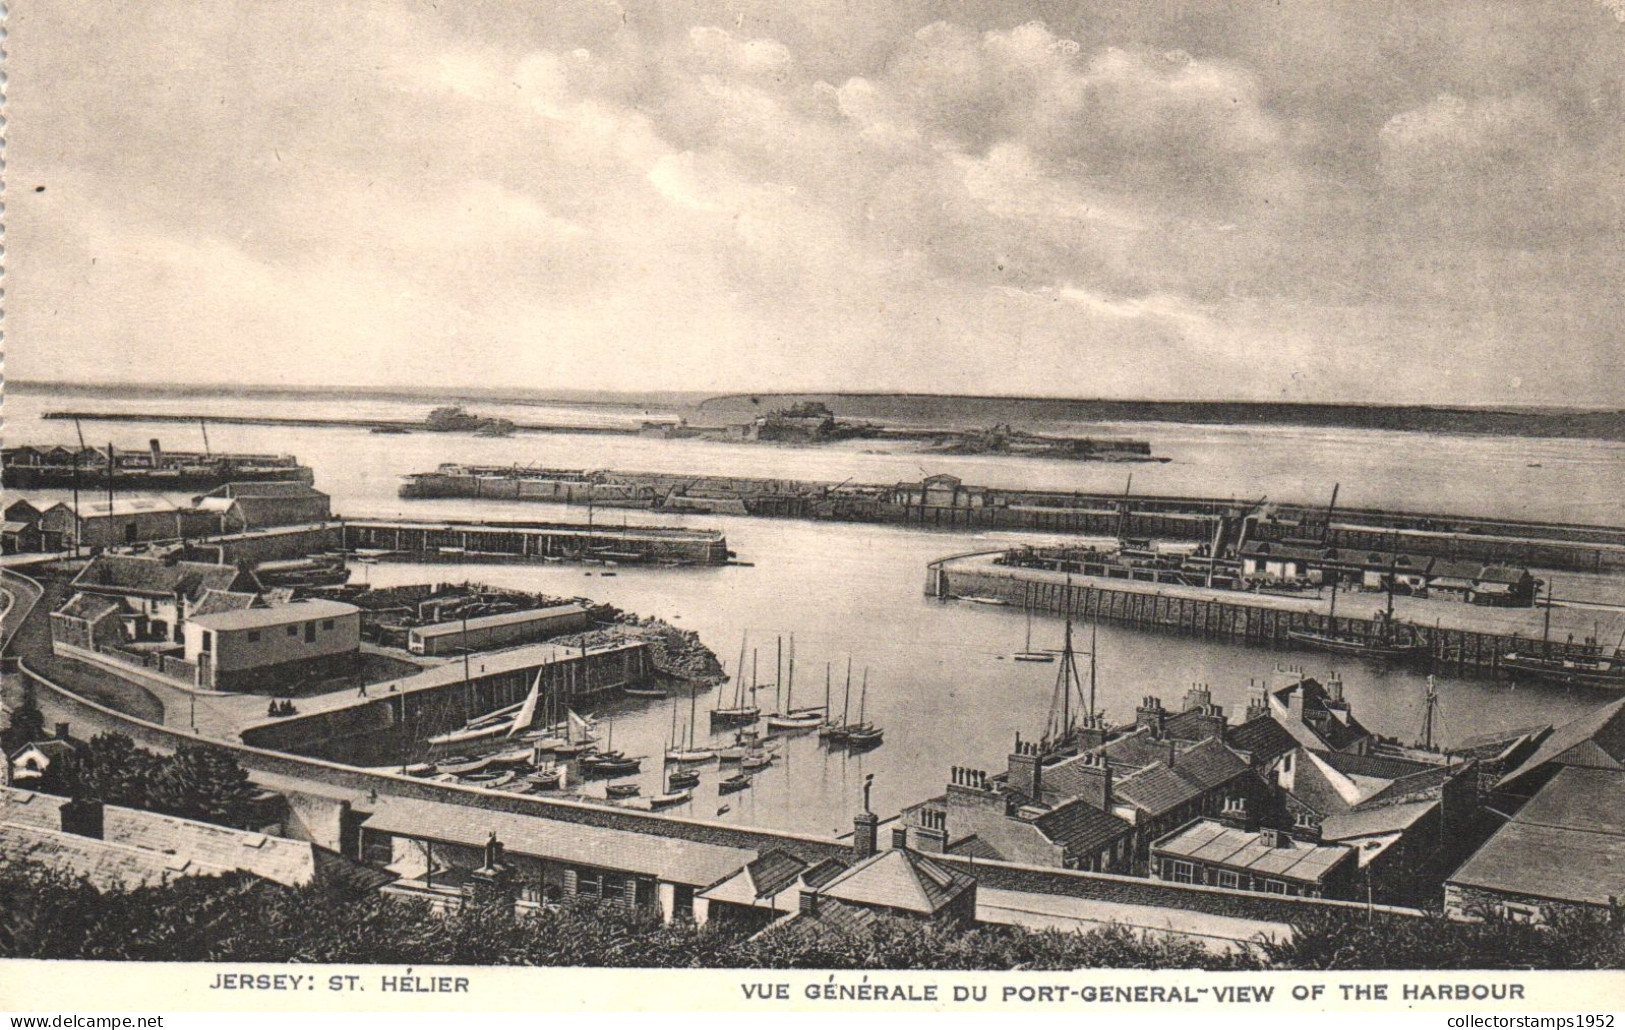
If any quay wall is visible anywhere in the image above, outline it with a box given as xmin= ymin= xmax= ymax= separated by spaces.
xmin=239 ymin=643 xmax=653 ymax=753
xmin=340 ymin=520 xmax=728 ymax=565
xmin=8 ymin=566 xmax=1426 ymax=926
xmin=929 ymin=561 xmax=1549 ymax=677
xmin=401 ymin=470 xmax=1625 ymax=572
xmin=176 ymin=519 xmax=729 ymax=567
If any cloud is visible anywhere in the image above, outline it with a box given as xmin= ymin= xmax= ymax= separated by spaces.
xmin=5 ymin=1 xmax=1623 ymax=405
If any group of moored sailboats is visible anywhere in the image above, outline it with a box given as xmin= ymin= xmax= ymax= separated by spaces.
xmin=816 ymin=656 xmax=883 ymax=750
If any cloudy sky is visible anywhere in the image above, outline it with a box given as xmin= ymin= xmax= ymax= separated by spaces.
xmin=8 ymin=1 xmax=1624 ymax=404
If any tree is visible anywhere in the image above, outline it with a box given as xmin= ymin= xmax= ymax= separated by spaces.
xmin=1 ymin=697 xmax=46 ymax=755
xmin=144 ymin=745 xmax=257 ymax=827
xmin=71 ymin=733 xmax=161 ymax=810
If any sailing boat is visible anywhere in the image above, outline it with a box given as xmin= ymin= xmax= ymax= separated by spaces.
xmin=842 ymin=667 xmax=884 ymax=750
xmin=820 ymin=657 xmax=854 ymax=743
xmin=1014 ymin=583 xmax=1056 ymax=663
xmin=710 ymin=632 xmax=760 ymax=727
xmin=667 ymin=683 xmax=718 ymax=762
xmin=1287 ymin=562 xmax=1428 ymax=662
xmin=765 ymin=635 xmax=823 ymax=730
xmin=647 ymin=743 xmax=695 ymax=807
xmin=1039 ymin=585 xmax=1099 ymax=756
xmin=426 ymin=671 xmax=544 ymax=745
xmin=1502 ymin=589 xmax=1625 ymax=689
xmin=579 ymin=715 xmax=641 ymax=776
xmin=547 ymin=708 xmax=600 ymax=757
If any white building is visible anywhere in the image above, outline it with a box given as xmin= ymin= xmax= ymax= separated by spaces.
xmin=183 ymin=598 xmax=361 ymax=692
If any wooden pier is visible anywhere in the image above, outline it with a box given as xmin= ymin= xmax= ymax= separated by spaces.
xmin=927 ymin=554 xmax=1610 ymax=678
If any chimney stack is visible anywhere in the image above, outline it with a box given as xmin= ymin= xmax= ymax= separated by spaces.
xmin=53 ymin=722 xmax=71 ymax=741
xmin=799 ymin=887 xmax=820 ymax=916
xmin=149 ymin=439 xmax=163 ymax=469
xmin=1183 ymin=685 xmax=1212 ymax=713
xmin=1007 ymin=735 xmax=1042 ymax=800
xmin=1136 ymin=696 xmax=1167 ymax=737
xmin=913 ymin=809 xmax=947 ymax=854
xmin=1217 ymin=796 xmax=1251 ymax=831
xmin=853 ymin=774 xmax=879 ymax=860
xmin=1075 ymin=750 xmax=1113 ymax=812
xmin=1327 ymin=673 xmax=1345 ymax=704
xmin=891 ymin=825 xmax=909 ymax=851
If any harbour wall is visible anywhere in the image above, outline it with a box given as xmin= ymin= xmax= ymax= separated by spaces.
xmin=402 ymin=469 xmax=1625 ymax=572
xmin=927 ymin=560 xmax=1561 ymax=677
xmin=239 ymin=642 xmax=653 ymax=754
xmin=180 ymin=518 xmax=730 ymax=567
xmin=8 ymin=567 xmax=1427 ymax=926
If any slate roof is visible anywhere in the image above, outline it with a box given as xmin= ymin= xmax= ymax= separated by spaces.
xmin=1512 ymin=766 xmax=1625 ymax=838
xmin=1113 ymin=764 xmax=1202 ymax=817
xmin=0 ymin=786 xmax=73 ymax=829
xmin=190 ymin=589 xmax=260 ymax=617
xmin=1227 ymin=716 xmax=1299 ymax=765
xmin=946 ymin=835 xmax=1004 ymax=861
xmin=1495 ymin=698 xmax=1625 ymax=789
xmin=1320 ymin=799 xmax=1437 ymax=840
xmin=699 ymin=849 xmax=809 ymax=907
xmin=0 ymin=822 xmax=232 ymax=891
xmin=1168 ymin=738 xmax=1250 ymax=792
xmin=1032 ymin=799 xmax=1131 ymax=859
xmin=817 ymin=847 xmax=975 ymax=915
xmin=1448 ymin=821 xmax=1625 ymax=909
xmin=73 ymin=554 xmax=248 ymax=600
xmin=1315 ymin=749 xmax=1440 ymax=781
xmin=1154 ymin=820 xmax=1354 ymax=885
xmin=1162 ymin=707 xmax=1226 ymax=742
xmin=100 ymin=806 xmax=318 ymax=888
xmin=54 ymin=592 xmax=122 ymax=623
xmin=360 ymin=796 xmax=756 ymax=887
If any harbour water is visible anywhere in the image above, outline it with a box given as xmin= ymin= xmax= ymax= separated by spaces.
xmin=7 ymin=389 xmax=1622 ymax=835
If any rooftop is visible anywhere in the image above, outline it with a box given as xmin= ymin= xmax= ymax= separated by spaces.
xmin=1495 ymin=698 xmax=1625 ymax=790
xmin=360 ymin=796 xmax=756 ymax=887
xmin=72 ymin=553 xmax=248 ymax=599
xmin=1154 ymin=819 xmax=1353 ymax=885
xmin=1448 ymin=820 xmax=1625 ymax=909
xmin=818 ymin=847 xmax=975 ymax=915
xmin=189 ymin=598 xmax=360 ymax=632
xmin=409 ymin=603 xmax=589 ymax=639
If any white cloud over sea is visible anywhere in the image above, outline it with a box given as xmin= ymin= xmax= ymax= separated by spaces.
xmin=7 ymin=1 xmax=1624 ymax=404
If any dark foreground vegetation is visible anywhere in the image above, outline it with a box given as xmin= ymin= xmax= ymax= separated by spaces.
xmin=2 ymin=865 xmax=1621 ymax=969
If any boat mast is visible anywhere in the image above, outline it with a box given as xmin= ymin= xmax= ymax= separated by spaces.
xmin=688 ymin=681 xmax=697 ymax=749
xmin=786 ymin=634 xmax=796 ymax=712
xmin=1541 ymin=581 xmax=1553 ymax=648
xmin=858 ymin=668 xmax=869 ymax=727
xmin=842 ymin=656 xmax=853 ymax=729
xmin=775 ymin=635 xmax=783 ymax=715
xmin=1088 ymin=618 xmax=1098 ymax=722
xmin=824 ymin=662 xmax=832 ymax=722
xmin=1419 ymin=675 xmax=1439 ymax=751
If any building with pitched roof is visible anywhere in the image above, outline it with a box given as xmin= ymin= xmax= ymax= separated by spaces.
xmin=1274 ymin=745 xmax=1479 ymax=905
xmin=1446 ymin=766 xmax=1625 ymax=923
xmin=195 ymin=481 xmax=332 ymax=531
xmin=1443 ymin=699 xmax=1625 ymax=923
xmin=39 ymin=498 xmax=219 ymax=551
xmin=0 ymin=786 xmax=386 ymax=894
xmin=182 ymin=598 xmax=361 ymax=691
xmin=359 ymin=794 xmax=757 ymax=921
xmin=67 ymin=553 xmax=260 ymax=643
xmin=796 ymin=824 xmax=977 ymax=931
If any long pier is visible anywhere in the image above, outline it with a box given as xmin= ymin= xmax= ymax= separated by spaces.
xmin=401 ymin=465 xmax=1625 ymax=572
xmin=44 ymin=410 xmax=642 ymax=436
xmin=927 ymin=554 xmax=1615 ymax=678
xmin=179 ymin=517 xmax=731 ymax=566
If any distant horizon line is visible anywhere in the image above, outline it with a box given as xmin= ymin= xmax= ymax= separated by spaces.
xmin=9 ymin=377 xmax=1623 ymax=415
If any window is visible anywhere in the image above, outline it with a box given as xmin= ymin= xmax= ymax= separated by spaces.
xmin=1216 ymin=870 xmax=1240 ymax=890
xmin=1265 ymin=879 xmax=1288 ymax=894
xmin=322 ymin=619 xmax=335 ymax=630
xmin=1164 ymin=860 xmax=1195 ymax=884
xmin=575 ymin=869 xmax=603 ymax=900
xmin=304 ymin=622 xmax=316 ymax=643
xmin=247 ymin=630 xmax=261 ymax=643
xmin=286 ymin=625 xmax=298 ymax=637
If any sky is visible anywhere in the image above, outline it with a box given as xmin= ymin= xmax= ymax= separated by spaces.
xmin=6 ymin=0 xmax=1624 ymax=405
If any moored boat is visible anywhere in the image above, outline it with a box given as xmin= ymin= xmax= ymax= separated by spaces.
xmin=718 ymin=773 xmax=751 ymax=794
